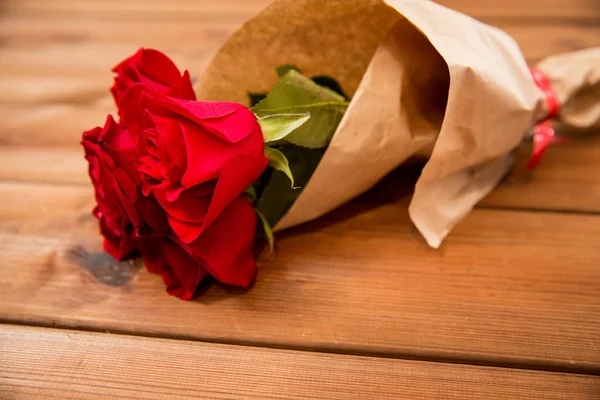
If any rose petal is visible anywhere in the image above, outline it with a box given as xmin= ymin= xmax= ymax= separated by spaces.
xmin=151 ymin=116 xmax=187 ymax=178
xmin=136 ymin=49 xmax=182 ymax=86
xmin=180 ymin=119 xmax=265 ymax=189
xmin=112 ymin=48 xmax=195 ymax=106
xmin=99 ymin=215 xmax=136 ymax=261
xmin=114 ymin=168 xmax=142 ymax=228
xmin=204 ymin=153 xmax=267 ymax=229
xmin=141 ymin=239 xmax=209 ymax=300
xmin=119 ymin=84 xmax=150 ymax=135
xmin=162 ymin=194 xmax=212 ymax=224
xmin=135 ymin=195 xmax=170 ymax=235
xmin=82 ymin=114 xmax=168 ymax=261
xmin=99 ymin=115 xmax=136 ymax=154
xmin=160 ymin=153 xmax=265 ymax=244
xmin=163 ymin=99 xmax=256 ymax=143
xmin=180 ymin=120 xmax=237 ymax=186
xmin=82 ymin=126 xmax=102 ymax=143
xmin=166 ymin=70 xmax=196 ymax=101
xmin=167 ymin=217 xmax=206 ymax=244
xmin=185 ymin=196 xmax=258 ymax=287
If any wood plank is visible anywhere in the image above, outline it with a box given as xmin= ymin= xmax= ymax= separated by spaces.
xmin=0 ymin=20 xmax=231 ymax=78
xmin=0 ymin=182 xmax=93 ymax=236
xmin=0 ymin=148 xmax=87 ymax=185
xmin=0 ymin=18 xmax=235 ymax=78
xmin=1 ymin=0 xmax=272 ymax=18
xmin=502 ymin=23 xmax=600 ymax=65
xmin=0 ymin=102 xmax=113 ymax=147
xmin=2 ymin=325 xmax=598 ymax=400
xmin=0 ymin=15 xmax=597 ymax=86
xmin=0 ymin=182 xmax=598 ymax=372
xmin=480 ymin=135 xmax=600 ymax=213
xmin=436 ymin=0 xmax=600 ymax=19
xmin=4 ymin=0 xmax=599 ymax=20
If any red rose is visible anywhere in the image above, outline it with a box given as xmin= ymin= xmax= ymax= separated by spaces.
xmin=82 ymin=115 xmax=168 ymax=260
xmin=120 ymin=83 xmax=268 ymax=289
xmin=84 ymin=49 xmax=268 ymax=300
xmin=111 ymin=48 xmax=196 ymax=125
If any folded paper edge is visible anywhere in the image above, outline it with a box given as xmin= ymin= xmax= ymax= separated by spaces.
xmin=409 ymin=154 xmax=515 ymax=248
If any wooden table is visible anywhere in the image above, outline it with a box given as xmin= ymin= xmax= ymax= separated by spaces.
xmin=1 ymin=0 xmax=599 ymax=398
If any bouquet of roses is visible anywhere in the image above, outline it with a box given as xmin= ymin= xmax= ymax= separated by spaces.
xmin=82 ymin=0 xmax=599 ymax=300
xmin=82 ymin=49 xmax=349 ymax=299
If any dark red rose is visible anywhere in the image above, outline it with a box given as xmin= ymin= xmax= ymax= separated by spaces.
xmin=119 ymin=83 xmax=268 ymax=289
xmin=141 ymin=238 xmax=209 ymax=300
xmin=111 ymin=48 xmax=196 ymax=124
xmin=82 ymin=115 xmax=168 ymax=259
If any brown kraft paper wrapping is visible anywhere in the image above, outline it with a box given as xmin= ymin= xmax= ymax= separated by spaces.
xmin=195 ymin=0 xmax=598 ymax=248
xmin=535 ymin=48 xmax=600 ymax=134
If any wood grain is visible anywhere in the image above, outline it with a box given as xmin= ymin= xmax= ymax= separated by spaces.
xmin=0 ymin=182 xmax=93 ymax=236
xmin=4 ymin=0 xmax=599 ymax=20
xmin=479 ymin=135 xmax=600 ymax=213
xmin=435 ymin=0 xmax=600 ymax=19
xmin=1 ymin=0 xmax=273 ymax=17
xmin=2 ymin=325 xmax=598 ymax=400
xmin=0 ymin=102 xmax=114 ymax=147
xmin=0 ymin=183 xmax=598 ymax=372
xmin=0 ymin=148 xmax=87 ymax=185
xmin=0 ymin=0 xmax=599 ymax=394
xmin=0 ymin=18 xmax=597 ymax=99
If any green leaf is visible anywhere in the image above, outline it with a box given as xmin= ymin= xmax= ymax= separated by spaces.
xmin=255 ymin=209 xmax=275 ymax=254
xmin=264 ymin=147 xmax=295 ymax=187
xmin=255 ymin=146 xmax=324 ymax=227
xmin=276 ymin=64 xmax=302 ymax=77
xmin=258 ymin=113 xmax=311 ymax=143
xmin=252 ymin=70 xmax=349 ymax=149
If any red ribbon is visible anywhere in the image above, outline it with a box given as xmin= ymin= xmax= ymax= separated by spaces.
xmin=526 ymin=68 xmax=565 ymax=170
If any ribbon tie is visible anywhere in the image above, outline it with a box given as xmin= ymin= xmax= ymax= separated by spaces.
xmin=526 ymin=68 xmax=565 ymax=170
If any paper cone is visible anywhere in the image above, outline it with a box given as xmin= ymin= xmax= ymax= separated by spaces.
xmin=196 ymin=0 xmax=595 ymax=247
